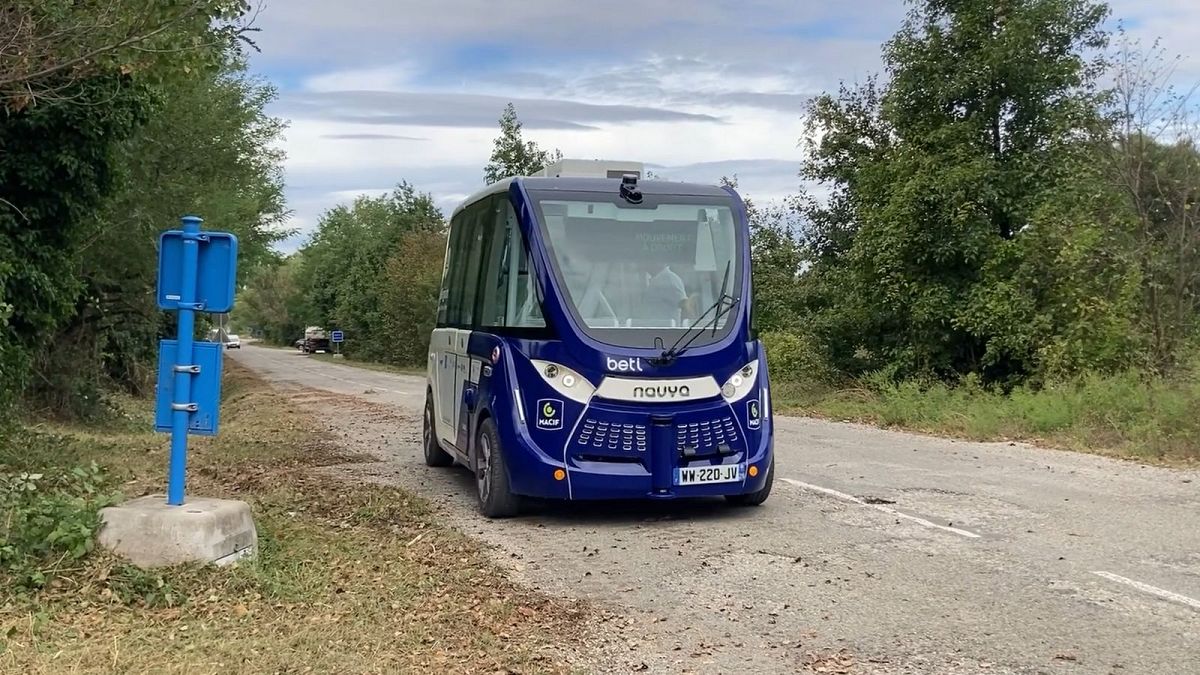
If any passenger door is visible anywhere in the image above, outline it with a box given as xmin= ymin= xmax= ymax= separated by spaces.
xmin=432 ymin=208 xmax=470 ymax=448
xmin=432 ymin=328 xmax=458 ymax=443
xmin=431 ymin=200 xmax=489 ymax=450
xmin=451 ymin=202 xmax=487 ymax=449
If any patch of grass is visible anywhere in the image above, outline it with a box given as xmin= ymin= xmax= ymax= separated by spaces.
xmin=774 ymin=369 xmax=1200 ymax=463
xmin=0 ymin=365 xmax=585 ymax=673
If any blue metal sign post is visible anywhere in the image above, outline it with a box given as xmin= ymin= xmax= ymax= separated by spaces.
xmin=167 ymin=216 xmax=202 ymax=505
xmin=155 ymin=216 xmax=239 ymax=506
xmin=330 ymin=329 xmax=344 ymax=357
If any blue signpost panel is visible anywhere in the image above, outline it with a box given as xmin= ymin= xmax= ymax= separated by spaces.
xmin=154 ymin=216 xmax=238 ymax=506
xmin=157 ymin=229 xmax=238 ymax=312
xmin=154 ymin=341 xmax=224 ymax=435
xmin=331 ymin=330 xmax=344 ymax=343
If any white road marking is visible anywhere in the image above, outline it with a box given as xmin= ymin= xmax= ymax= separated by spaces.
xmin=781 ymin=477 xmax=982 ymax=539
xmin=1092 ymin=571 xmax=1200 ymax=611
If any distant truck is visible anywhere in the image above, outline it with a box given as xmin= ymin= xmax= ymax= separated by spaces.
xmin=299 ymin=326 xmax=330 ymax=354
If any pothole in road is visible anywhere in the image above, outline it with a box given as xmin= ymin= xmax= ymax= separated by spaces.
xmin=898 ymin=486 xmax=970 ymax=497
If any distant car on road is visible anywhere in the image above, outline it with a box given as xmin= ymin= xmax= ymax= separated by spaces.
xmin=225 ymin=334 xmax=241 ymax=349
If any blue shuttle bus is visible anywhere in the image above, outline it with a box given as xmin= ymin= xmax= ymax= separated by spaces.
xmin=423 ymin=163 xmax=774 ymax=517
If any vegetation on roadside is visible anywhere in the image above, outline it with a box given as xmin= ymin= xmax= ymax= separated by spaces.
xmin=776 ymin=362 xmax=1200 ymax=463
xmin=749 ymin=1 xmax=1198 ymax=384
xmin=1 ymin=1 xmax=288 ymax=423
xmin=0 ymin=366 xmax=587 ymax=672
xmin=237 ymin=184 xmax=447 ymax=364
xmin=750 ymin=1 xmax=1200 ymax=461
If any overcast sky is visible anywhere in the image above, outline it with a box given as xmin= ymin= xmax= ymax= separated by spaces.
xmin=247 ymin=1 xmax=1200 ymax=252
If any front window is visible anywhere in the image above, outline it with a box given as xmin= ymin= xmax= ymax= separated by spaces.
xmin=531 ymin=191 xmax=744 ymax=349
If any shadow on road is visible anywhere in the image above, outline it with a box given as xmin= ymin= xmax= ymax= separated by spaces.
xmin=434 ymin=465 xmax=765 ymax=526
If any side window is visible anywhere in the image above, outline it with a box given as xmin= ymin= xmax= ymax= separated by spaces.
xmin=436 ymin=224 xmax=453 ymax=326
xmin=443 ymin=210 xmax=471 ymax=326
xmin=478 ymin=197 xmax=508 ymax=328
xmin=512 ymin=236 xmax=546 ymax=328
xmin=458 ymin=202 xmax=486 ymax=328
xmin=477 ymin=198 xmax=546 ymax=329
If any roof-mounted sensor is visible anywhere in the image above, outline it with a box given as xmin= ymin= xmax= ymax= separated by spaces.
xmin=619 ymin=173 xmax=643 ymax=204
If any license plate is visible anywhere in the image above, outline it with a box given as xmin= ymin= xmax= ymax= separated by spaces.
xmin=674 ymin=464 xmax=744 ymax=486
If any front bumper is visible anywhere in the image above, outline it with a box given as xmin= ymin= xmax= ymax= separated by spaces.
xmin=504 ymin=396 xmax=773 ymax=501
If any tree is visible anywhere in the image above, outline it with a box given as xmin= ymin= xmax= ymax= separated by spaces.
xmin=483 ymin=103 xmax=561 ymax=184
xmin=0 ymin=0 xmax=255 ymax=110
xmin=26 ymin=52 xmax=289 ymax=413
xmin=1106 ymin=33 xmax=1200 ymax=372
xmin=0 ymin=1 xmax=276 ymax=418
xmin=718 ymin=176 xmax=837 ymax=382
xmin=294 ymin=184 xmax=444 ymax=363
xmin=236 ymin=256 xmax=309 ymax=345
xmin=720 ymin=176 xmax=807 ymax=334
xmin=798 ymin=0 xmax=1137 ymax=382
xmin=379 ymin=230 xmax=449 ymax=365
xmin=0 ymin=73 xmax=146 ymax=415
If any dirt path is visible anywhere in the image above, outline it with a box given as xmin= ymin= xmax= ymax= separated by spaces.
xmin=234 ymin=345 xmax=1200 ymax=674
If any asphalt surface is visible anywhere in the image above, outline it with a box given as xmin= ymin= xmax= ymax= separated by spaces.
xmin=232 ymin=344 xmax=1200 ymax=674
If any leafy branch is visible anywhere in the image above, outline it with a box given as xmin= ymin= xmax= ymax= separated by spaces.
xmin=0 ymin=0 xmax=257 ymax=110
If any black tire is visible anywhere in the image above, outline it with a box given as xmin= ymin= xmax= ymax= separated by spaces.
xmin=475 ymin=417 xmax=521 ymax=518
xmin=727 ymin=459 xmax=774 ymax=506
xmin=423 ymin=394 xmax=453 ymax=467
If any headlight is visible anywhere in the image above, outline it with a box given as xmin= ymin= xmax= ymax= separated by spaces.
xmin=721 ymin=360 xmax=758 ymax=402
xmin=530 ymin=359 xmax=595 ymax=403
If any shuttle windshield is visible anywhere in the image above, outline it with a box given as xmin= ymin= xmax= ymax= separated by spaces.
xmin=530 ymin=191 xmax=745 ymax=349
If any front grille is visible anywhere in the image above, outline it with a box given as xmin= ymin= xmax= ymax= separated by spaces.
xmin=676 ymin=415 xmax=739 ymax=454
xmin=577 ymin=418 xmax=648 ymax=453
xmin=566 ymin=404 xmax=744 ymax=467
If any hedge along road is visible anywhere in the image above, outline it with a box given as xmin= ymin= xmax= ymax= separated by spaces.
xmin=232 ymin=344 xmax=1200 ymax=674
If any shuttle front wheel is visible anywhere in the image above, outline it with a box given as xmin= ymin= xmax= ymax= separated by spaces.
xmin=475 ymin=417 xmax=522 ymax=518
xmin=726 ymin=459 xmax=773 ymax=506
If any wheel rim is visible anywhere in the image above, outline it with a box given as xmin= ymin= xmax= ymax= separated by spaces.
xmin=476 ymin=433 xmax=492 ymax=501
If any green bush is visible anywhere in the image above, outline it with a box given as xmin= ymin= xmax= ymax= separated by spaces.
xmin=760 ymin=330 xmax=835 ymax=384
xmin=787 ymin=362 xmax=1200 ymax=460
xmin=0 ymin=463 xmax=120 ymax=588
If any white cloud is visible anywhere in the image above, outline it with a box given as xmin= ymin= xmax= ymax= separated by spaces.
xmin=268 ymin=50 xmax=812 ymax=249
xmin=301 ymin=63 xmax=421 ymax=92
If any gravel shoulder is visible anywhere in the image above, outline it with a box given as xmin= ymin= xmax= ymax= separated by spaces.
xmin=234 ymin=345 xmax=1200 ymax=675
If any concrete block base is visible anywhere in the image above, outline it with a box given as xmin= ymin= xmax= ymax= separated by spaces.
xmin=99 ymin=496 xmax=257 ymax=568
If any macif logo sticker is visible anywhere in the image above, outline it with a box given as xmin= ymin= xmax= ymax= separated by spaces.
xmin=536 ymin=399 xmax=563 ymax=430
xmin=747 ymin=399 xmax=761 ymax=429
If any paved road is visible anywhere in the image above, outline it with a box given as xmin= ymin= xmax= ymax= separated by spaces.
xmin=233 ymin=344 xmax=1200 ymax=674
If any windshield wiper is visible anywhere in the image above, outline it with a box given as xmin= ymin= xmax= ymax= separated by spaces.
xmin=650 ymin=261 xmax=738 ymax=366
